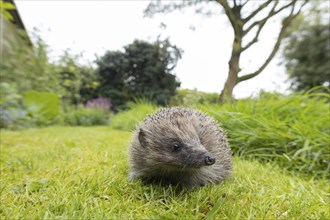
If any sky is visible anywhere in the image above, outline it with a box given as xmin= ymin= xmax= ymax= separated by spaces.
xmin=14 ymin=0 xmax=292 ymax=98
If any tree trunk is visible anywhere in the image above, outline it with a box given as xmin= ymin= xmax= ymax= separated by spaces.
xmin=219 ymin=67 xmax=238 ymax=103
xmin=219 ymin=38 xmax=241 ymax=104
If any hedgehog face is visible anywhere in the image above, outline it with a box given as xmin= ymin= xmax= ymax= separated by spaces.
xmin=163 ymin=140 xmax=216 ymax=169
xmin=138 ymin=120 xmax=216 ymax=170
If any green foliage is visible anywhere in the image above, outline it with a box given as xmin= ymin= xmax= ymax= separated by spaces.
xmin=23 ymin=90 xmax=61 ymax=124
xmin=199 ymin=91 xmax=330 ymax=179
xmin=1 ymin=31 xmax=64 ymax=129
xmin=57 ymin=51 xmax=99 ymax=105
xmin=283 ymin=3 xmax=330 ymax=91
xmin=63 ymin=106 xmax=109 ymax=126
xmin=1 ymin=29 xmax=97 ymax=111
xmin=1 ymin=127 xmax=328 ymax=219
xmin=124 ymin=39 xmax=181 ymax=106
xmin=0 ymin=82 xmax=22 ymax=106
xmin=144 ymin=0 xmax=213 ymax=18
xmin=0 ymin=0 xmax=16 ymax=21
xmin=96 ymin=39 xmax=182 ymax=111
xmin=170 ymin=89 xmax=218 ymax=107
xmin=0 ymin=89 xmax=61 ymax=129
xmin=1 ymin=32 xmax=61 ymax=95
xmin=0 ymin=105 xmax=30 ymax=130
xmin=110 ymin=100 xmax=158 ymax=131
xmin=96 ymin=51 xmax=129 ymax=110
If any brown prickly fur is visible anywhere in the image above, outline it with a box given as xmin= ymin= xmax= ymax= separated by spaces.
xmin=129 ymin=107 xmax=232 ymax=188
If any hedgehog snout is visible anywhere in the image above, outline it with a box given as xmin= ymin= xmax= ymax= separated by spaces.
xmin=193 ymin=145 xmax=216 ymax=166
xmin=204 ymin=155 xmax=216 ymax=165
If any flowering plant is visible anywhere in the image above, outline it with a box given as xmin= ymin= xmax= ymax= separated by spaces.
xmin=85 ymin=97 xmax=112 ymax=112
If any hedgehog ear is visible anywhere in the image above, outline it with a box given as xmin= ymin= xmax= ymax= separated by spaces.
xmin=138 ymin=128 xmax=147 ymax=147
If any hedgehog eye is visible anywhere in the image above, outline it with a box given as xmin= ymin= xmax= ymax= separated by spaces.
xmin=172 ymin=143 xmax=182 ymax=152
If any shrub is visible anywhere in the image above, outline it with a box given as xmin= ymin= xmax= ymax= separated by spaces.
xmin=110 ymin=100 xmax=158 ymax=131
xmin=23 ymin=90 xmax=61 ymax=126
xmin=63 ymin=106 xmax=109 ymax=126
xmin=199 ymin=91 xmax=330 ymax=179
xmin=0 ymin=83 xmax=26 ymax=129
xmin=170 ymin=89 xmax=218 ymax=107
xmin=0 ymin=105 xmax=31 ymax=129
xmin=85 ymin=97 xmax=112 ymax=112
xmin=0 ymin=89 xmax=61 ymax=129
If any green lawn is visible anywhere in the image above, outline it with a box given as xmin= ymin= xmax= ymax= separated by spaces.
xmin=1 ymin=127 xmax=329 ymax=219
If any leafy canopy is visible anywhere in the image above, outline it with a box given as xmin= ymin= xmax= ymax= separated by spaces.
xmin=96 ymin=39 xmax=182 ymax=110
xmin=283 ymin=3 xmax=330 ymax=91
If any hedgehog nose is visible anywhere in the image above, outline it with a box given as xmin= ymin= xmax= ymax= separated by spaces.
xmin=204 ymin=156 xmax=216 ymax=165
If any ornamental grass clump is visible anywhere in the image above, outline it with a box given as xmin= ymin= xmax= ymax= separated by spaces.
xmin=200 ymin=91 xmax=330 ymax=179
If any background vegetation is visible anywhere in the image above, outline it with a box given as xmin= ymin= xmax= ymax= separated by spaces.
xmin=95 ymin=39 xmax=182 ymax=111
xmin=201 ymin=91 xmax=330 ymax=179
xmin=282 ymin=2 xmax=330 ymax=91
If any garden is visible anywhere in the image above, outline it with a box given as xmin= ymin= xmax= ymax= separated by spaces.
xmin=1 ymin=0 xmax=329 ymax=219
xmin=1 ymin=91 xmax=329 ymax=219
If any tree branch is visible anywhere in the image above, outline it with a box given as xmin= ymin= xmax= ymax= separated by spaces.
xmin=243 ymin=1 xmax=278 ymax=36
xmin=237 ymin=0 xmax=307 ymax=83
xmin=237 ymin=26 xmax=286 ymax=83
xmin=274 ymin=0 xmax=297 ymax=16
xmin=216 ymin=0 xmax=237 ymax=30
xmin=243 ymin=0 xmax=273 ymax=23
xmin=241 ymin=0 xmax=300 ymax=52
xmin=240 ymin=0 xmax=249 ymax=8
xmin=240 ymin=2 xmax=278 ymax=52
xmin=216 ymin=0 xmax=245 ymax=33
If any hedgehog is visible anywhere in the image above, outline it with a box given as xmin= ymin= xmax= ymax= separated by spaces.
xmin=129 ymin=107 xmax=232 ymax=188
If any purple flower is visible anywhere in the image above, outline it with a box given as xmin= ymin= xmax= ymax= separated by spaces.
xmin=85 ymin=97 xmax=112 ymax=111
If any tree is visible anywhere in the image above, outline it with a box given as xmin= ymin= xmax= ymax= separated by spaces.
xmin=95 ymin=51 xmax=129 ymax=110
xmin=96 ymin=39 xmax=182 ymax=110
xmin=145 ymin=0 xmax=307 ymax=103
xmin=57 ymin=51 xmax=99 ymax=106
xmin=282 ymin=3 xmax=330 ymax=91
